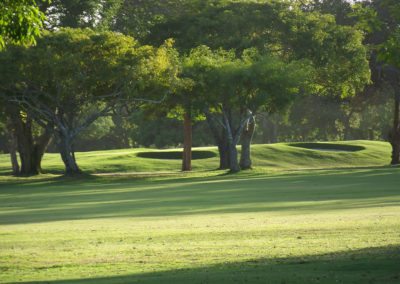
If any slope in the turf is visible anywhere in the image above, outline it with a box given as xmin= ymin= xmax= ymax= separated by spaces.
xmin=0 ymin=140 xmax=391 ymax=174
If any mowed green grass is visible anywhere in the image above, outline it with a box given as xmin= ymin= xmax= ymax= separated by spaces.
xmin=0 ymin=141 xmax=399 ymax=283
xmin=0 ymin=140 xmax=392 ymax=175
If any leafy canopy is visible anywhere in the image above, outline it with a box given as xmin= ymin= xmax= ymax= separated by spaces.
xmin=0 ymin=28 xmax=180 ymax=138
xmin=0 ymin=0 xmax=46 ymax=49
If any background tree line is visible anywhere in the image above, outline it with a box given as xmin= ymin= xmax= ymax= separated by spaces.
xmin=0 ymin=0 xmax=398 ymax=175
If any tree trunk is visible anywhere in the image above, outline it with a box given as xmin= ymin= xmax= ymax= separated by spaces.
xmin=205 ymin=111 xmax=230 ymax=169
xmin=111 ymin=114 xmax=130 ymax=148
xmin=182 ymin=111 xmax=192 ymax=171
xmin=9 ymin=147 xmax=20 ymax=176
xmin=222 ymin=108 xmax=241 ymax=173
xmin=389 ymin=95 xmax=400 ymax=165
xmin=17 ymin=127 xmax=52 ymax=175
xmin=217 ymin=140 xmax=230 ymax=169
xmin=205 ymin=108 xmax=252 ymax=172
xmin=261 ymin=114 xmax=277 ymax=144
xmin=6 ymin=115 xmax=20 ymax=175
xmin=13 ymin=116 xmax=36 ymax=175
xmin=7 ymin=128 xmax=20 ymax=175
xmin=271 ymin=116 xmax=278 ymax=143
xmin=391 ymin=141 xmax=400 ymax=165
xmin=34 ymin=125 xmax=53 ymax=173
xmin=59 ymin=136 xmax=81 ymax=175
xmin=6 ymin=106 xmax=53 ymax=175
xmin=228 ymin=143 xmax=240 ymax=173
xmin=261 ymin=115 xmax=269 ymax=144
xmin=240 ymin=115 xmax=256 ymax=170
xmin=343 ymin=115 xmax=353 ymax=141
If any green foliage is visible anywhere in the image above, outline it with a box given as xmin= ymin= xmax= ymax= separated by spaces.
xmin=354 ymin=0 xmax=400 ymax=68
xmin=181 ymin=46 xmax=312 ymax=117
xmin=350 ymin=3 xmax=382 ymax=34
xmin=0 ymin=28 xmax=180 ymax=140
xmin=126 ymin=110 xmax=212 ymax=148
xmin=0 ymin=0 xmax=46 ymax=49
xmin=148 ymin=1 xmax=370 ymax=99
xmin=379 ymin=29 xmax=400 ymax=68
xmin=254 ymin=89 xmax=393 ymax=143
xmin=284 ymin=12 xmax=370 ymax=98
xmin=81 ymin=116 xmax=114 ymax=141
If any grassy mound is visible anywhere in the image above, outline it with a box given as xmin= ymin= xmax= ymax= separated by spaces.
xmin=0 ymin=140 xmax=392 ymax=175
xmin=250 ymin=140 xmax=390 ymax=172
xmin=136 ymin=150 xmax=217 ymax=160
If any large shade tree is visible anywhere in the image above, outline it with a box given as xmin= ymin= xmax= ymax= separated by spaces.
xmin=0 ymin=28 xmax=179 ymax=175
xmin=0 ymin=45 xmax=54 ymax=175
xmin=0 ymin=0 xmax=49 ymax=175
xmin=373 ymin=0 xmax=400 ymax=165
xmin=304 ymin=0 xmax=400 ymax=164
xmin=182 ymin=46 xmax=313 ymax=172
xmin=146 ymin=0 xmax=370 ymax=172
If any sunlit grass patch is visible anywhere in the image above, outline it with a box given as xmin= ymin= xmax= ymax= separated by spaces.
xmin=0 ymin=164 xmax=399 ymax=283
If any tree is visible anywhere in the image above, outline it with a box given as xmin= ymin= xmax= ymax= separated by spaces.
xmin=378 ymin=16 xmax=400 ymax=164
xmin=351 ymin=0 xmax=400 ymax=164
xmin=0 ymin=106 xmax=20 ymax=175
xmin=0 ymin=0 xmax=49 ymax=175
xmin=182 ymin=46 xmax=312 ymax=172
xmin=215 ymin=52 xmax=312 ymax=172
xmin=0 ymin=28 xmax=179 ymax=175
xmin=179 ymin=46 xmax=234 ymax=170
xmin=147 ymin=1 xmax=370 ymax=172
xmin=0 ymin=0 xmax=46 ymax=49
xmin=0 ymin=46 xmax=54 ymax=175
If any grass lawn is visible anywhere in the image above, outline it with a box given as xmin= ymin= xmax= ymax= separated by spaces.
xmin=0 ymin=141 xmax=399 ymax=283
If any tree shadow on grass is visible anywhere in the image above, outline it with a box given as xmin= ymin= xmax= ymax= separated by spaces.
xmin=11 ymin=245 xmax=400 ymax=284
xmin=0 ymin=167 xmax=399 ymax=225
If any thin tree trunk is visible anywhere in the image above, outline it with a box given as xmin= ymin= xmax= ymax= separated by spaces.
xmin=261 ymin=114 xmax=277 ymax=143
xmin=261 ymin=115 xmax=269 ymax=144
xmin=271 ymin=121 xmax=278 ymax=143
xmin=7 ymin=127 xmax=20 ymax=175
xmin=240 ymin=115 xmax=256 ymax=170
xmin=9 ymin=146 xmax=19 ymax=175
xmin=343 ymin=114 xmax=353 ymax=141
xmin=182 ymin=111 xmax=192 ymax=171
xmin=6 ymin=115 xmax=20 ymax=175
xmin=111 ymin=114 xmax=130 ymax=148
xmin=390 ymin=95 xmax=400 ymax=165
